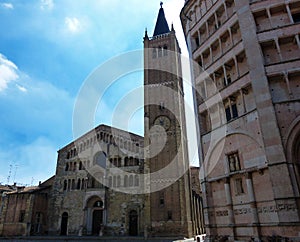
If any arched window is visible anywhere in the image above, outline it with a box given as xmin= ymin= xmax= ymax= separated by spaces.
xmin=134 ymin=175 xmax=139 ymax=186
xmin=124 ymin=175 xmax=128 ymax=187
xmin=79 ymin=161 xmax=83 ymax=170
xmin=152 ymin=48 xmax=157 ymax=58
xmin=125 ymin=157 xmax=129 ymax=166
xmin=158 ymin=46 xmax=162 ymax=57
xmin=77 ymin=179 xmax=81 ymax=190
xmin=113 ymin=176 xmax=116 ymax=188
xmin=117 ymin=176 xmax=121 ymax=187
xmin=94 ymin=152 xmax=107 ymax=168
xmin=108 ymin=176 xmax=112 ymax=187
xmin=63 ymin=180 xmax=67 ymax=191
xmin=129 ymin=175 xmax=133 ymax=187
xmin=68 ymin=179 xmax=71 ymax=190
xmin=65 ymin=163 xmax=69 ymax=171
xmin=71 ymin=179 xmax=75 ymax=190
xmin=163 ymin=45 xmax=168 ymax=56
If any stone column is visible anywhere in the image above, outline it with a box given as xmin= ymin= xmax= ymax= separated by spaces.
xmin=245 ymin=172 xmax=261 ymax=240
xmin=224 ymin=178 xmax=235 ymax=239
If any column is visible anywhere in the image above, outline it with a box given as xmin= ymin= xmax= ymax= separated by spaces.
xmin=240 ymin=89 xmax=246 ymax=114
xmin=223 ymin=0 xmax=228 ymax=19
xmin=285 ymin=4 xmax=294 ymax=24
xmin=283 ymin=71 xmax=292 ymax=95
xmin=274 ymin=38 xmax=283 ymax=61
xmin=229 ymin=28 xmax=233 ymax=46
xmin=223 ymin=65 xmax=228 ymax=86
xmin=266 ymin=7 xmax=272 ymax=28
xmin=224 ymin=178 xmax=235 ymax=239
xmin=233 ymin=55 xmax=240 ymax=78
xmin=245 ymin=173 xmax=261 ymax=240
xmin=218 ymin=38 xmax=223 ymax=55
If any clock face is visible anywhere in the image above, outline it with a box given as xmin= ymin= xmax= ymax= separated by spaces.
xmin=154 ymin=116 xmax=171 ymax=130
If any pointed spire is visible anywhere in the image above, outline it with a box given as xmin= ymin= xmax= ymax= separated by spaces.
xmin=144 ymin=28 xmax=149 ymax=40
xmin=171 ymin=23 xmax=175 ymax=32
xmin=153 ymin=2 xmax=170 ymax=37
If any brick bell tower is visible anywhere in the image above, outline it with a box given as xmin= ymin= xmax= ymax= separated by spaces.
xmin=143 ymin=2 xmax=193 ymax=238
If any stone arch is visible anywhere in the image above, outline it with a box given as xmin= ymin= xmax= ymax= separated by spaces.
xmin=84 ymin=196 xmax=105 ymax=235
xmin=285 ymin=118 xmax=300 ymax=196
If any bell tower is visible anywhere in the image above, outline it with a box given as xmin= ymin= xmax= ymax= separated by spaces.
xmin=143 ymin=3 xmax=193 ymax=238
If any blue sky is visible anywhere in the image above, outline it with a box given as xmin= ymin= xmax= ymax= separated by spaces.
xmin=0 ymin=0 xmax=198 ymax=186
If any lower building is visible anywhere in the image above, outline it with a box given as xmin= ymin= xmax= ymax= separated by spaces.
xmin=0 ymin=177 xmax=54 ymax=236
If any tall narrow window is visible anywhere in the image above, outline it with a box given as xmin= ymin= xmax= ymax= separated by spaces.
xmin=152 ymin=48 xmax=157 ymax=59
xmin=227 ymin=152 xmax=241 ymax=172
xmin=19 ymin=210 xmax=25 ymax=222
xmin=163 ymin=45 xmax=168 ymax=56
xmin=235 ymin=178 xmax=245 ymax=195
xmin=225 ymin=99 xmax=238 ymax=122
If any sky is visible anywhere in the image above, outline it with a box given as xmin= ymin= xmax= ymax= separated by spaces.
xmin=0 ymin=0 xmax=198 ymax=186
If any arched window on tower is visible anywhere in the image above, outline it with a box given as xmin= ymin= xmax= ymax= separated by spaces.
xmin=152 ymin=48 xmax=157 ymax=58
xmin=163 ymin=45 xmax=168 ymax=56
xmin=158 ymin=46 xmax=162 ymax=57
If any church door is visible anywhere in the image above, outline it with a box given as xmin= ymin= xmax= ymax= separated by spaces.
xmin=60 ymin=212 xmax=68 ymax=235
xmin=129 ymin=210 xmax=138 ymax=236
xmin=92 ymin=210 xmax=103 ymax=235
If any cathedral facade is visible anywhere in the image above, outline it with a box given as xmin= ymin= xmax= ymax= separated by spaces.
xmin=45 ymin=5 xmax=202 ymax=239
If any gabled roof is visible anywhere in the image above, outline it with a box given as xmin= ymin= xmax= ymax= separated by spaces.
xmin=153 ymin=3 xmax=170 ymax=37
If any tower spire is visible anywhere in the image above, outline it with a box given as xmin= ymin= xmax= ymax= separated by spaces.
xmin=153 ymin=2 xmax=170 ymax=36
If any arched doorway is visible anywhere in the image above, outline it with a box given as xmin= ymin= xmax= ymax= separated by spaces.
xmin=129 ymin=210 xmax=138 ymax=236
xmin=92 ymin=200 xmax=103 ymax=235
xmin=60 ymin=212 xmax=68 ymax=235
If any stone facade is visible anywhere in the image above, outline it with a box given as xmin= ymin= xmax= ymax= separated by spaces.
xmin=181 ymin=0 xmax=300 ymax=241
xmin=143 ymin=7 xmax=194 ymax=238
xmin=47 ymin=125 xmax=146 ymax=236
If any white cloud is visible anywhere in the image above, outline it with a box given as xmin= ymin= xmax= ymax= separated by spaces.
xmin=1 ymin=3 xmax=14 ymax=9
xmin=40 ymin=0 xmax=54 ymax=10
xmin=16 ymin=84 xmax=27 ymax=93
xmin=65 ymin=17 xmax=81 ymax=33
xmin=0 ymin=54 xmax=19 ymax=92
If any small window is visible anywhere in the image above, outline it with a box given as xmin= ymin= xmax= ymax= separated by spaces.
xmin=167 ymin=211 xmax=172 ymax=220
xmin=64 ymin=180 xmax=68 ymax=191
xmin=19 ymin=210 xmax=25 ymax=222
xmin=228 ymin=152 xmax=241 ymax=172
xmin=292 ymin=12 xmax=300 ymax=23
xmin=225 ymin=106 xmax=231 ymax=121
xmin=65 ymin=163 xmax=69 ymax=171
xmin=159 ymin=192 xmax=165 ymax=207
xmin=231 ymin=103 xmax=238 ymax=118
xmin=235 ymin=178 xmax=245 ymax=195
xmin=159 ymin=102 xmax=165 ymax=110
xmin=94 ymin=200 xmax=104 ymax=208
xmin=225 ymin=102 xmax=238 ymax=122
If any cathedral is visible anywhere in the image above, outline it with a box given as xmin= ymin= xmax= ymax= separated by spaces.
xmin=0 ymin=4 xmax=203 ymax=239
xmin=1 ymin=1 xmax=300 ymax=241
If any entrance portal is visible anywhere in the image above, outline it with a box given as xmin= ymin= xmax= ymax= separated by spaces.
xmin=129 ymin=210 xmax=138 ymax=236
xmin=92 ymin=209 xmax=103 ymax=235
xmin=60 ymin=212 xmax=68 ymax=235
